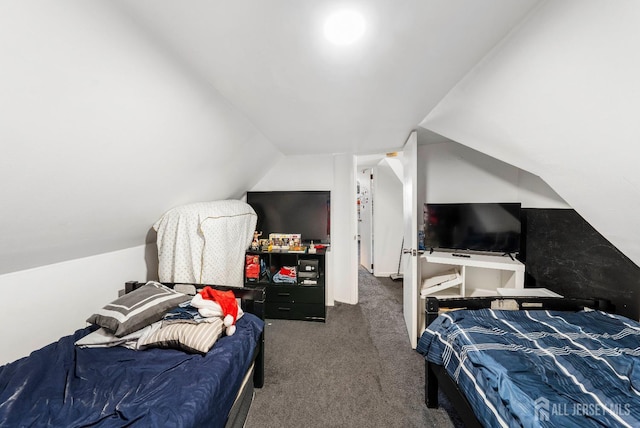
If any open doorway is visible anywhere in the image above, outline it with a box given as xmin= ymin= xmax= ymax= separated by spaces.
xmin=356 ymin=153 xmax=404 ymax=279
xmin=357 ymin=167 xmax=373 ymax=273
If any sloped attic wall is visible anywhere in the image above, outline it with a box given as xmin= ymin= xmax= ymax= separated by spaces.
xmin=422 ymin=1 xmax=640 ymax=268
xmin=0 ymin=2 xmax=282 ymax=274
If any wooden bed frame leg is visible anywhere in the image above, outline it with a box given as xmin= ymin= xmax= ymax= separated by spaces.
xmin=424 ymin=296 xmax=440 ymax=408
xmin=426 ymin=360 xmax=439 ymax=408
xmin=253 ymin=331 xmax=264 ymax=388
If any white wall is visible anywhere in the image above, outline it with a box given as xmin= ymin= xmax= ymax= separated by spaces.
xmin=250 ymin=152 xmax=359 ymax=306
xmin=0 ymin=2 xmax=283 ymax=366
xmin=0 ymin=2 xmax=282 ymax=274
xmin=0 ymin=246 xmax=148 ymax=365
xmin=372 ymin=159 xmax=404 ymax=276
xmin=419 ymin=141 xmax=569 ymax=212
xmin=250 ymin=154 xmax=333 ymax=191
xmin=517 ymin=171 xmax=570 ymax=209
xmin=331 ymin=154 xmax=359 ymax=305
xmin=421 ymin=1 xmax=640 ymax=266
xmin=250 ymin=154 xmax=343 ymax=305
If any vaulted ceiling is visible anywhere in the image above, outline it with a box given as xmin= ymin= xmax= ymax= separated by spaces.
xmin=113 ymin=0 xmax=539 ymax=154
xmin=2 ymin=0 xmax=640 ymax=273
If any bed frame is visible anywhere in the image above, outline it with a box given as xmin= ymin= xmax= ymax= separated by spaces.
xmin=125 ymin=280 xmax=266 ymax=428
xmin=423 ymin=295 xmax=614 ymax=428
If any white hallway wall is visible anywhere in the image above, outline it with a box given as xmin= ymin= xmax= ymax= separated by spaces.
xmin=331 ymin=154 xmax=359 ymax=305
xmin=356 ymin=156 xmax=403 ymax=278
xmin=372 ymin=159 xmax=404 ymax=277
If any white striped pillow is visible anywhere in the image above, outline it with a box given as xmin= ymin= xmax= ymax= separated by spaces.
xmin=139 ymin=318 xmax=224 ymax=354
xmin=87 ymin=282 xmax=190 ymax=337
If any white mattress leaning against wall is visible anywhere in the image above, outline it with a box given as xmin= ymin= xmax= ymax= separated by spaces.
xmin=153 ymin=200 xmax=257 ymax=287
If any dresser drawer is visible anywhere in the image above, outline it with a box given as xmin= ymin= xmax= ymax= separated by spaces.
xmin=265 ymin=302 xmax=325 ymax=321
xmin=266 ymin=286 xmax=324 ymax=304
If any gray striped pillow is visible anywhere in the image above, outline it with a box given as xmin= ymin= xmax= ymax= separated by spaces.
xmin=139 ymin=318 xmax=224 ymax=354
xmin=87 ymin=282 xmax=190 ymax=337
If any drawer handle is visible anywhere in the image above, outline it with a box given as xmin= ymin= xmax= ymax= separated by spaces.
xmin=277 ymin=292 xmax=291 ymax=297
xmin=277 ymin=307 xmax=291 ymax=311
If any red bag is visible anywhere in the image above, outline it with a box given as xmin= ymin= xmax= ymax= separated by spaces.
xmin=245 ymin=255 xmax=260 ymax=280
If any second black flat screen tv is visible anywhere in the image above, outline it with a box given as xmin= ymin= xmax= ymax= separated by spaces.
xmin=424 ymin=203 xmax=521 ymax=254
xmin=247 ymin=191 xmax=331 ymax=244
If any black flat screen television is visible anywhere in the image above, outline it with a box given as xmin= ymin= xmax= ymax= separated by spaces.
xmin=424 ymin=203 xmax=521 ymax=254
xmin=247 ymin=191 xmax=331 ymax=244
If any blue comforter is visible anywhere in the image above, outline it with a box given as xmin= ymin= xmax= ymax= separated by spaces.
xmin=417 ymin=309 xmax=640 ymax=428
xmin=0 ymin=313 xmax=264 ymax=427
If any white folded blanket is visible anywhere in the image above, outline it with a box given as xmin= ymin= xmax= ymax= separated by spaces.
xmin=420 ymin=276 xmax=462 ymax=297
xmin=421 ymin=269 xmax=460 ymax=290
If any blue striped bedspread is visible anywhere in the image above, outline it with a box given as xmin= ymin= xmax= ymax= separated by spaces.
xmin=417 ymin=308 xmax=640 ymax=427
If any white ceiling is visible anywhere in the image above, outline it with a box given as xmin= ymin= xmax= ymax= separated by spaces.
xmin=114 ymin=0 xmax=540 ymax=155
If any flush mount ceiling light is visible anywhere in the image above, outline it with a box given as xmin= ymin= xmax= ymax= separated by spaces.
xmin=323 ymin=9 xmax=366 ymax=45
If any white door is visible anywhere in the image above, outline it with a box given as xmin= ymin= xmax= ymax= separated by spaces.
xmin=402 ymin=131 xmax=419 ymax=348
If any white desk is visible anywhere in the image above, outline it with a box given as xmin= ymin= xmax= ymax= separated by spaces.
xmin=421 ymin=251 xmax=525 ymax=297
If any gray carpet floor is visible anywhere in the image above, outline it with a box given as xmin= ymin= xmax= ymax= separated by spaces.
xmin=244 ymin=267 xmax=460 ymax=428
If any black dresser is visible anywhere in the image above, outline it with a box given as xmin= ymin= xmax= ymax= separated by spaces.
xmin=244 ymin=248 xmax=326 ymax=322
